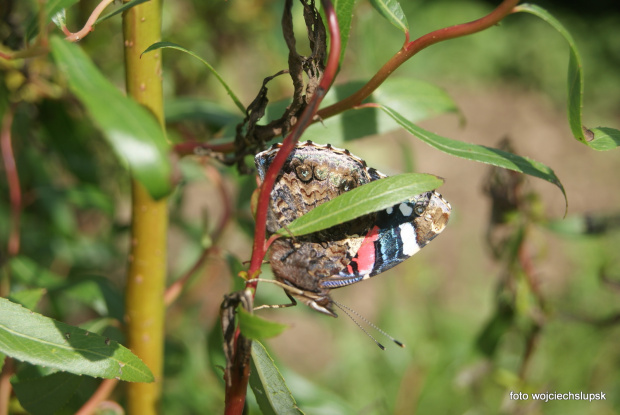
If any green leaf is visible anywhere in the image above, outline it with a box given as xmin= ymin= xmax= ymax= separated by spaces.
xmin=379 ymin=105 xmax=568 ymax=212
xmin=369 ymin=0 xmax=409 ymax=37
xmin=26 ymin=0 xmax=80 ymax=42
xmin=250 ymin=341 xmax=304 ymax=415
xmin=514 ymin=4 xmax=620 ymax=151
xmin=0 ymin=298 xmax=153 ymax=382
xmin=586 ymin=127 xmax=620 ymax=151
xmin=95 ymin=0 xmax=151 ymax=24
xmin=277 ymin=173 xmax=444 ymax=237
xmin=8 ymin=289 xmax=46 ymax=311
xmin=51 ymin=36 xmax=172 ymax=199
xmin=238 ymin=308 xmax=288 ymax=340
xmin=333 ymin=0 xmax=358 ymax=63
xmin=143 ymin=41 xmax=245 ymax=114
xmin=298 ymin=78 xmax=458 ymax=144
xmin=12 ymin=372 xmax=83 ymax=415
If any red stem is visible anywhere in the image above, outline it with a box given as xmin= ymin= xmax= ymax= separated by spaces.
xmin=0 ymin=358 xmax=14 ymax=415
xmin=171 ymin=0 xmax=519 ymax=157
xmin=223 ymin=2 xmax=341 ymax=413
xmin=247 ymin=0 xmax=341 ymax=283
xmin=1 ymin=106 xmax=20 ymax=257
xmin=317 ymin=0 xmax=519 ymax=119
xmin=64 ymin=0 xmax=115 ymax=42
xmin=224 ymin=1 xmax=517 ymax=412
xmin=74 ymin=379 xmax=119 ymax=415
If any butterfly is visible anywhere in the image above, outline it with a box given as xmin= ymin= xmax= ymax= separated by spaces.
xmin=255 ymin=141 xmax=451 ymax=317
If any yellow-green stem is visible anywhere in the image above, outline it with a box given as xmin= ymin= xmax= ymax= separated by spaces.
xmin=122 ymin=1 xmax=167 ymax=414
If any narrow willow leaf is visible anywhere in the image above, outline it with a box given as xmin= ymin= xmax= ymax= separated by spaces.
xmin=143 ymin=41 xmax=245 ymax=114
xmin=369 ymin=0 xmax=409 ymax=37
xmin=514 ymin=4 xmax=620 ymax=151
xmin=379 ymin=105 xmax=568 ymax=212
xmin=586 ymin=127 xmax=620 ymax=151
xmin=334 ymin=0 xmax=357 ymax=63
xmin=51 ymin=36 xmax=172 ymax=199
xmin=238 ymin=308 xmax=288 ymax=340
xmin=0 ymin=298 xmax=153 ymax=382
xmin=95 ymin=0 xmax=151 ymax=24
xmin=277 ymin=173 xmax=443 ymax=237
xmin=250 ymin=341 xmax=304 ymax=415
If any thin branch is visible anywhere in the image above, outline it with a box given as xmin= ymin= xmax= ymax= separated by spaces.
xmin=223 ymin=2 xmax=341 ymax=413
xmin=74 ymin=379 xmax=119 ymax=415
xmin=64 ymin=0 xmax=115 ymax=42
xmin=1 ymin=106 xmax=20 ymax=257
xmin=246 ymin=0 xmax=341 ymax=285
xmin=0 ymin=358 xmax=14 ymax=415
xmin=317 ymin=0 xmax=520 ymax=120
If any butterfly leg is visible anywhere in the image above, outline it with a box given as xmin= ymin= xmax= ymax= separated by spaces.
xmin=253 ymin=291 xmax=298 ymax=311
xmin=249 ymin=278 xmax=300 ymax=312
xmin=248 ymin=278 xmax=336 ymax=317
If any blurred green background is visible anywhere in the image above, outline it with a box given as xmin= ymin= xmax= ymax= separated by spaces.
xmin=1 ymin=0 xmax=620 ymax=414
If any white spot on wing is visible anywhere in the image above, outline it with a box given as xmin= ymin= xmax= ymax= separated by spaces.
xmin=399 ymin=203 xmax=414 ymax=217
xmin=399 ymin=222 xmax=420 ymax=257
xmin=386 ymin=206 xmax=393 ymax=215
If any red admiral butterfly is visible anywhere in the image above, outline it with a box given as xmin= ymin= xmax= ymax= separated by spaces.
xmin=255 ymin=141 xmax=451 ymax=317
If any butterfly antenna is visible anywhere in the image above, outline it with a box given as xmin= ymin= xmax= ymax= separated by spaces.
xmin=333 ymin=300 xmax=405 ymax=349
xmin=333 ymin=301 xmax=385 ymax=350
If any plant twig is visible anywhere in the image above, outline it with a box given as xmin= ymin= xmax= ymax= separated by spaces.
xmin=247 ymin=0 xmax=341 ymax=280
xmin=0 ymin=358 xmax=14 ymax=415
xmin=223 ymin=1 xmax=341 ymax=413
xmin=317 ymin=0 xmax=520 ymax=120
xmin=0 ymin=106 xmax=20 ymax=258
xmin=74 ymin=379 xmax=119 ymax=415
xmin=64 ymin=0 xmax=115 ymax=42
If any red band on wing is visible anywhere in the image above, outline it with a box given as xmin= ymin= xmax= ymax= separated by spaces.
xmin=346 ymin=226 xmax=380 ymax=276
